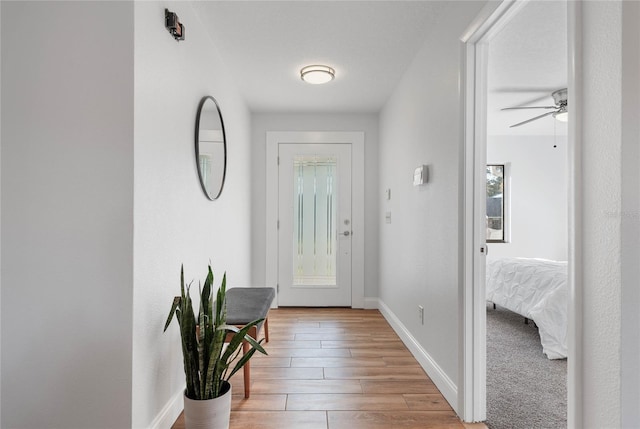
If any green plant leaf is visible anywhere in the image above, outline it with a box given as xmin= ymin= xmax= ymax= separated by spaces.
xmin=202 ymin=268 xmax=214 ymax=381
xmin=180 ymin=265 xmax=185 ymax=298
xmin=163 ymin=296 xmax=181 ymax=332
xmin=220 ymin=321 xmax=267 ymax=357
xmin=226 ymin=347 xmax=259 ymax=380
xmin=181 ymin=283 xmax=200 ymax=399
xmin=198 ymin=282 xmax=206 ymax=399
xmin=202 ymin=266 xmax=213 ymax=318
xmin=205 ymin=317 xmax=227 ymax=398
xmin=218 ymin=321 xmax=267 ymax=381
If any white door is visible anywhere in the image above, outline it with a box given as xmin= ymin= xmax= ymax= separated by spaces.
xmin=277 ymin=143 xmax=352 ymax=307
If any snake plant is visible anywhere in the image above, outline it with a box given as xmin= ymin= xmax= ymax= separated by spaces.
xmin=164 ymin=264 xmax=267 ymax=400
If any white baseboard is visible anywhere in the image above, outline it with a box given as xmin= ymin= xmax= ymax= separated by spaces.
xmin=149 ymin=388 xmax=183 ymax=429
xmin=363 ymin=297 xmax=380 ymax=309
xmin=377 ymin=299 xmax=459 ymax=413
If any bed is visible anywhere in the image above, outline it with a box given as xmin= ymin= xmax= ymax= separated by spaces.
xmin=486 ymin=257 xmax=568 ymax=359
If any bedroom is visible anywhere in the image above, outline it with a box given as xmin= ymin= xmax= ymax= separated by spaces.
xmin=484 ymin=1 xmax=568 ymax=428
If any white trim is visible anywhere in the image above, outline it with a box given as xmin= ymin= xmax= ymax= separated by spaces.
xmin=363 ymin=297 xmax=379 ymax=310
xmin=265 ymin=131 xmax=365 ymax=308
xmin=567 ymin=1 xmax=583 ymax=427
xmin=460 ymin=1 xmax=520 ymax=421
xmin=149 ymin=388 xmax=184 ymax=429
xmin=378 ymin=299 xmax=458 ymax=410
xmin=460 ymin=0 xmax=522 ymax=45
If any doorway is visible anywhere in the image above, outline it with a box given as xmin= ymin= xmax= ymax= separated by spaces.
xmin=484 ymin=1 xmax=569 ymax=427
xmin=460 ymin=0 xmax=580 ymax=425
xmin=265 ymin=131 xmax=366 ymax=308
xmin=277 ymin=143 xmax=352 ymax=306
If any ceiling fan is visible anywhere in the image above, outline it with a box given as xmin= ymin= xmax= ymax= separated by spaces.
xmin=501 ymin=88 xmax=568 ymax=128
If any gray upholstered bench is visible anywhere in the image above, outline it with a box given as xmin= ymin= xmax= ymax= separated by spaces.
xmin=225 ymin=287 xmax=275 ymax=398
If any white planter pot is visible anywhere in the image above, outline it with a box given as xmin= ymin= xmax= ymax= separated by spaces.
xmin=183 ymin=382 xmax=232 ymax=429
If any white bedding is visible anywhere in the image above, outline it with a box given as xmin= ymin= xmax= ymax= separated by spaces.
xmin=486 ymin=257 xmax=568 ymax=359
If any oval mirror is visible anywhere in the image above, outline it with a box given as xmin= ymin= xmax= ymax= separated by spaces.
xmin=195 ymin=96 xmax=227 ymax=200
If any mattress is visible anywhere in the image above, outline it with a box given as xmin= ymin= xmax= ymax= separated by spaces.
xmin=486 ymin=257 xmax=568 ymax=359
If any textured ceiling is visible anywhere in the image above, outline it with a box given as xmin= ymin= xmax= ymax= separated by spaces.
xmin=193 ymin=1 xmax=444 ymax=113
xmin=487 ymin=0 xmax=568 ymax=136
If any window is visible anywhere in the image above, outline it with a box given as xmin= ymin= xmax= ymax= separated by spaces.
xmin=486 ymin=164 xmax=508 ymax=243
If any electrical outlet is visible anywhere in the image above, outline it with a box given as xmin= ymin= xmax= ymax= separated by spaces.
xmin=418 ymin=305 xmax=424 ymax=325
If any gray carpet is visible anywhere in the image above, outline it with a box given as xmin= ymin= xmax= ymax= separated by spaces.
xmin=486 ymin=304 xmax=567 ymax=429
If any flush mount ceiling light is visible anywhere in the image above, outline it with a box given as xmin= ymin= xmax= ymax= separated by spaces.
xmin=300 ymin=65 xmax=335 ymax=84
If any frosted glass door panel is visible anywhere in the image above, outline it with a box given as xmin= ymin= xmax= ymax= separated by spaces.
xmin=278 ymin=143 xmax=352 ymax=307
xmin=293 ymin=156 xmax=337 ymax=286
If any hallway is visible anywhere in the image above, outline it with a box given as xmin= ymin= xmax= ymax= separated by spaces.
xmin=172 ymin=308 xmax=481 ymax=429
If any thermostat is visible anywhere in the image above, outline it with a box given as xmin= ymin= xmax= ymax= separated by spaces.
xmin=413 ymin=165 xmax=428 ymax=186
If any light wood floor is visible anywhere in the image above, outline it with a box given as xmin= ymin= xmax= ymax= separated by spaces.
xmin=172 ymin=308 xmax=486 ymax=429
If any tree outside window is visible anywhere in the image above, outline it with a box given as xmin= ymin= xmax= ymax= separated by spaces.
xmin=487 ymin=165 xmax=506 ymax=242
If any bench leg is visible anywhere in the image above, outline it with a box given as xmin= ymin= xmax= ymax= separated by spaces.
xmin=242 ymin=340 xmax=251 ymax=398
xmin=264 ymin=317 xmax=270 ymax=343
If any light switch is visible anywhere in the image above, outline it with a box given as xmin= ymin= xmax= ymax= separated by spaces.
xmin=385 ymin=212 xmax=392 ymax=224
xmin=385 ymin=189 xmax=391 ymax=200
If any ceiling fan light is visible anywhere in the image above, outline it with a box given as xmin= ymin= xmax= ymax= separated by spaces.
xmin=300 ymin=65 xmax=335 ymax=84
xmin=553 ymin=111 xmax=568 ymax=122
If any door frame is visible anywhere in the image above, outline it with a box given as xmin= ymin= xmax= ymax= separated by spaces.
xmin=459 ymin=0 xmax=582 ymax=425
xmin=265 ymin=131 xmax=365 ymax=308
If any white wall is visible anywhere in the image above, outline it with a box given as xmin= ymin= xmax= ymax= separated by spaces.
xmin=581 ymin=2 xmax=623 ymax=427
xmin=487 ymin=135 xmax=568 ymax=261
xmin=620 ymin=1 xmax=640 ymax=427
xmin=1 ymin=2 xmax=134 ymax=428
xmin=378 ymin=1 xmax=486 ymax=407
xmin=132 ymin=3 xmax=252 ymax=428
xmin=251 ymin=113 xmax=379 ymax=300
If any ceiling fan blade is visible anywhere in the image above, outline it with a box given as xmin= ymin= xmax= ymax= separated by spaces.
xmin=492 ymin=87 xmax=560 ymax=94
xmin=517 ymin=93 xmax=557 ymax=106
xmin=510 ymin=110 xmax=557 ymax=128
xmin=501 ymin=106 xmax=557 ymax=111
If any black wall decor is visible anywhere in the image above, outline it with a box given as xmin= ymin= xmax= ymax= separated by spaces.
xmin=165 ymin=9 xmax=184 ymax=41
